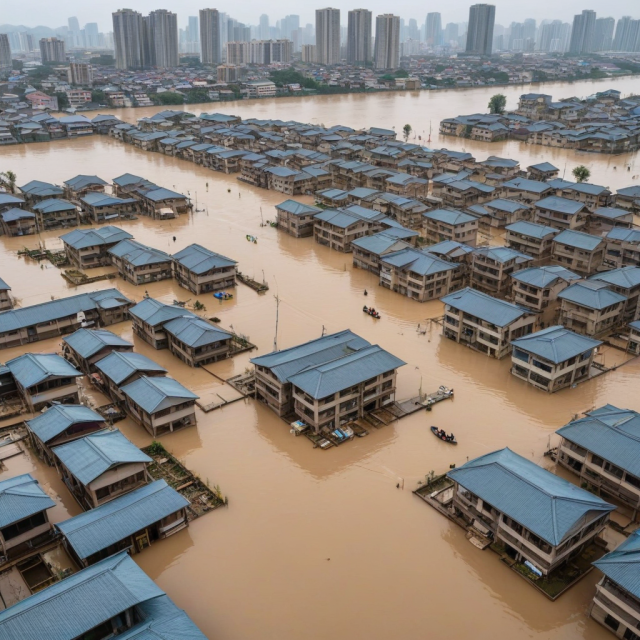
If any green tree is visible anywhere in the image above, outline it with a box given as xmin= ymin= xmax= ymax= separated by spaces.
xmin=55 ymin=92 xmax=69 ymax=109
xmin=572 ymin=165 xmax=591 ymax=183
xmin=403 ymin=124 xmax=412 ymax=142
xmin=185 ymin=88 xmax=213 ymax=104
xmin=0 ymin=171 xmax=17 ymax=194
xmin=269 ymin=68 xmax=319 ymax=90
xmin=151 ymin=92 xmax=185 ymax=105
xmin=488 ymin=93 xmax=507 ymax=114
xmin=91 ymin=89 xmax=106 ymax=104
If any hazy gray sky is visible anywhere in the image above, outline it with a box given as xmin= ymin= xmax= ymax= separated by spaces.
xmin=4 ymin=0 xmax=639 ymax=32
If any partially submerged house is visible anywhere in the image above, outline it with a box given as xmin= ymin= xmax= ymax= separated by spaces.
xmin=0 ymin=208 xmax=37 ymax=237
xmin=60 ymin=226 xmax=134 ymax=269
xmin=534 ymin=196 xmax=587 ymax=231
xmin=469 ymin=247 xmax=533 ymax=297
xmin=63 ymin=174 xmax=108 ymax=199
xmin=27 ymin=404 xmax=106 ymax=466
xmin=510 ymin=265 xmax=580 ymax=312
xmin=53 ymin=429 xmax=151 ymax=510
xmin=164 ymin=316 xmax=233 ymax=366
xmin=128 ymin=297 xmax=197 ymax=349
xmin=511 ymin=326 xmax=601 ymax=392
xmin=590 ymin=267 xmax=640 ymax=323
xmin=31 ymin=198 xmax=79 ymax=231
xmin=0 ymin=474 xmax=55 ymax=564
xmin=172 ymin=243 xmax=237 ymax=294
xmin=62 ymin=328 xmax=133 ymax=375
xmin=79 ymin=192 xmax=138 ymax=223
xmin=56 ymin=480 xmax=190 ymax=567
xmin=550 ymin=229 xmax=605 ymax=276
xmin=352 ymin=232 xmax=412 ymax=274
xmin=108 ymin=239 xmax=173 ymax=285
xmin=275 ymin=199 xmax=322 ymax=237
xmin=423 ymin=208 xmax=478 ymax=246
xmin=121 ymin=376 xmax=199 ymax=436
xmin=441 ymin=287 xmax=537 ymax=359
xmin=605 ymin=228 xmax=640 ymax=269
xmin=505 ymin=221 xmax=559 ymax=260
xmin=6 ymin=353 xmax=82 ymax=411
xmin=448 ymin=448 xmax=614 ymax=576
xmin=0 ymin=277 xmax=11 ymax=311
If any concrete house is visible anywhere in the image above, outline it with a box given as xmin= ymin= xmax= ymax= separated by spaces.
xmin=591 ymin=530 xmax=640 ymax=639
xmin=558 ymin=281 xmax=627 ymax=336
xmin=505 ymin=221 xmax=559 ymax=260
xmin=0 ymin=208 xmax=37 ymax=237
xmin=129 ymin=297 xmax=197 ymax=349
xmin=63 ymin=175 xmax=108 ymax=199
xmin=590 ymin=267 xmax=640 ymax=323
xmin=589 ymin=206 xmax=634 ymax=234
xmin=527 ymin=162 xmax=559 ymax=181
xmin=0 ymin=289 xmax=133 ymax=349
xmin=94 ymin=351 xmax=168 ymax=402
xmin=470 ymin=247 xmax=533 ymax=297
xmin=550 ymin=229 xmax=605 ymax=276
xmin=0 ymin=193 xmax=26 ymax=213
xmin=441 ymin=287 xmax=537 ymax=359
xmin=379 ymin=248 xmax=460 ymax=302
xmin=471 ymin=198 xmax=531 ymax=229
xmin=62 ymin=328 xmax=133 ymax=375
xmin=0 ymin=277 xmax=11 ymax=311
xmin=80 ymin=192 xmax=138 ymax=223
xmin=448 ymin=448 xmax=614 ymax=576
xmin=352 ymin=233 xmax=412 ymax=274
xmin=423 ymin=208 xmax=478 ymax=246
xmin=534 ymin=196 xmax=587 ymax=231
xmin=511 ymin=326 xmax=601 ymax=392
xmin=27 ymin=404 xmax=106 ymax=466
xmin=313 ymin=209 xmax=372 ymax=252
xmin=32 ymin=198 xmax=79 ymax=231
xmin=605 ymin=228 xmax=640 ymax=269
xmin=60 ymin=226 xmax=134 ymax=269
xmin=548 ymin=178 xmax=611 ymax=212
xmin=6 ymin=353 xmax=82 ymax=411
xmin=135 ymin=186 xmax=191 ymax=219
xmin=56 ymin=479 xmax=190 ymax=567
xmin=0 ymin=551 xmax=207 ymax=639
xmin=616 ymin=185 xmax=640 ymax=215
xmin=121 ymin=376 xmax=199 ymax=436
xmin=108 ymin=239 xmax=173 ymax=285
xmin=501 ymin=177 xmax=555 ymax=203
xmin=0 ymin=474 xmax=55 ymax=564
xmin=275 ymin=199 xmax=322 ymax=237
xmin=19 ymin=179 xmax=64 ymax=205
xmin=629 ymin=320 xmax=640 ymax=355
xmin=164 ymin=316 xmax=233 ymax=367
xmin=53 ymin=429 xmax=151 ymax=510
xmin=510 ymin=265 xmax=580 ymax=312
xmin=172 ymin=243 xmax=237 ymax=294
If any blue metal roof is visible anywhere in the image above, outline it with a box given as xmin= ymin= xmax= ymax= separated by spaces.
xmin=288 ymin=345 xmax=405 ymax=400
xmin=314 ymin=209 xmax=361 ymax=229
xmin=53 ymin=429 xmax=151 ymax=485
xmin=351 ymin=233 xmax=410 ymax=256
xmin=0 ymin=473 xmax=55 ymax=528
xmin=32 ymin=198 xmax=77 ymax=213
xmin=441 ymin=287 xmax=532 ymax=327
xmin=275 ymin=199 xmax=322 ymax=216
xmin=548 ymin=178 xmax=609 ymax=196
xmin=510 ymin=265 xmax=580 ymax=288
xmin=424 ymin=240 xmax=475 ymax=259
xmin=505 ymin=221 xmax=558 ymax=239
xmin=95 ymin=351 xmax=167 ymax=386
xmin=63 ymin=175 xmax=108 ymax=190
xmin=472 ymin=246 xmax=533 ymax=264
xmin=6 ymin=353 xmax=81 ymax=388
xmin=109 ymin=239 xmax=171 ymax=266
xmin=424 ymin=208 xmax=477 ymax=225
xmin=121 ymin=376 xmax=198 ymax=413
xmin=536 ymin=196 xmax=584 ymax=215
xmin=0 ymin=193 xmax=24 ymax=206
xmin=0 ymin=277 xmax=10 ymax=291
xmin=590 ymin=266 xmax=640 ymax=289
xmin=618 ymin=186 xmax=640 ymax=198
xmin=80 ymin=192 xmax=137 ymax=208
xmin=381 ymin=248 xmax=458 ymax=276
xmin=1 ymin=208 xmax=35 ymax=222
xmin=56 ymin=480 xmax=188 ymax=560
xmin=164 ymin=316 xmax=232 ymax=348
xmin=19 ymin=180 xmax=64 ymax=197
xmin=503 ymin=178 xmax=553 ymax=194
xmin=172 ymin=243 xmax=236 ymax=274
xmin=128 ymin=297 xmax=197 ymax=328
xmin=0 ymin=552 xmax=165 ymax=640
xmin=27 ymin=404 xmax=105 ymax=444
xmin=511 ymin=326 xmax=601 ymax=363
xmin=63 ymin=328 xmax=132 ymax=359
xmin=251 ymin=330 xmax=370 ymax=383
xmin=607 ymin=228 xmax=640 ymax=243
xmin=558 ymin=281 xmax=627 ymax=310
xmin=485 ymin=198 xmax=529 ymax=213
xmin=557 ymin=405 xmax=640 ymax=478
xmin=529 ymin=162 xmax=558 ymax=172
xmin=60 ymin=226 xmax=133 ymax=250
xmin=447 ymin=448 xmax=614 ymax=545
xmin=593 ymin=206 xmax=631 ymax=220
xmin=593 ymin=529 xmax=640 ymax=599
xmin=553 ymin=229 xmax=603 ymax=251
xmin=143 ymin=187 xmax=187 ymax=202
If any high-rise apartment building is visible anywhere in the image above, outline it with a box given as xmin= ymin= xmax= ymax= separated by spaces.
xmin=0 ymin=34 xmax=11 ymax=69
xmin=347 ymin=9 xmax=372 ymax=65
xmin=569 ymin=10 xmax=596 ymax=54
xmin=613 ymin=17 xmax=640 ymax=52
xmin=465 ymin=4 xmax=495 ymax=55
xmin=259 ymin=15 xmax=270 ymax=40
xmin=68 ymin=62 xmax=93 ymax=85
xmin=374 ymin=14 xmax=400 ymax=70
xmin=594 ymin=17 xmax=615 ymax=51
xmin=39 ymin=37 xmax=66 ymax=63
xmin=444 ymin=23 xmax=459 ymax=44
xmin=226 ymin=39 xmax=293 ymax=65
xmin=425 ymin=13 xmax=442 ymax=47
xmin=84 ymin=23 xmax=100 ymax=48
xmin=113 ymin=9 xmax=144 ymax=69
xmin=301 ymin=44 xmax=316 ymax=63
xmin=148 ymin=10 xmax=178 ymax=68
xmin=315 ymin=8 xmax=340 ymax=65
xmin=200 ymin=8 xmax=221 ymax=65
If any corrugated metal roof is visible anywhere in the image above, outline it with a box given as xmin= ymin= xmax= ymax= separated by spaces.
xmin=95 ymin=351 xmax=167 ymax=386
xmin=128 ymin=297 xmax=197 ymax=328
xmin=607 ymin=228 xmax=640 ymax=243
xmin=351 ymin=233 xmax=410 ymax=256
xmin=485 ymin=198 xmax=529 ymax=213
xmin=447 ymin=448 xmax=614 ymax=545
xmin=0 ymin=277 xmax=10 ymax=291
xmin=56 ymin=480 xmax=189 ymax=560
xmin=510 ymin=265 xmax=580 ymax=288
xmin=172 ymin=243 xmax=236 ymax=274
xmin=6 ymin=353 xmax=81 ymax=388
xmin=593 ymin=529 xmax=640 ymax=599
xmin=0 ymin=551 xmax=165 ymax=640
xmin=27 ymin=404 xmax=104 ymax=444
xmin=473 ymin=246 xmax=533 ymax=265
xmin=536 ymin=196 xmax=584 ymax=215
xmin=424 ymin=208 xmax=477 ymax=226
xmin=288 ymin=344 xmax=405 ymax=399
xmin=63 ymin=328 xmax=132 ymax=359
xmin=441 ymin=287 xmax=532 ymax=327
xmin=557 ymin=405 xmax=640 ymax=478
xmin=505 ymin=221 xmax=558 ymax=239
xmin=0 ymin=194 xmax=24 ymax=206
xmin=80 ymin=193 xmax=137 ymax=208
xmin=52 ymin=429 xmax=151 ymax=486
xmin=590 ymin=266 xmax=640 ymax=289
xmin=0 ymin=473 xmax=55 ymax=528
xmin=511 ymin=326 xmax=601 ymax=363
xmin=164 ymin=316 xmax=232 ymax=348
xmin=19 ymin=180 xmax=64 ymax=197
xmin=0 ymin=289 xmax=131 ymax=334
xmin=143 ymin=188 xmax=187 ymax=202
xmin=593 ymin=206 xmax=631 ymax=220
xmin=503 ymin=178 xmax=553 ymax=194
xmin=32 ymin=199 xmax=77 ymax=213
xmin=63 ymin=175 xmax=108 ymax=190
xmin=60 ymin=226 xmax=133 ymax=249
xmin=381 ymin=248 xmax=458 ymax=277
xmin=1 ymin=208 xmax=35 ymax=222
xmin=313 ymin=210 xmax=361 ymax=229
xmin=121 ymin=376 xmax=198 ymax=414
xmin=108 ymin=239 xmax=171 ymax=267
xmin=558 ymin=281 xmax=627 ymax=310
xmin=424 ymin=240 xmax=474 ymax=259
xmin=275 ymin=199 xmax=322 ymax=216
xmin=553 ymin=229 xmax=603 ymax=251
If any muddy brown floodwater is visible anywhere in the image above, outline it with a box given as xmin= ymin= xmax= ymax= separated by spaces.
xmin=1 ymin=76 xmax=640 ymax=640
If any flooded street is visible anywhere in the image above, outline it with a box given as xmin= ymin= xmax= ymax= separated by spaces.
xmin=1 ymin=76 xmax=640 ymax=639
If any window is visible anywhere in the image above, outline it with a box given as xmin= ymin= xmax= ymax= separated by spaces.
xmin=604 ymin=615 xmax=620 ymax=632
xmin=591 ymin=455 xmax=604 ymax=467
xmin=605 ymin=462 xmax=624 ymax=479
xmin=1 ymin=511 xmax=47 ymax=541
xmin=624 ymin=628 xmax=640 ymax=640
xmin=625 ymin=474 xmax=640 ymax=489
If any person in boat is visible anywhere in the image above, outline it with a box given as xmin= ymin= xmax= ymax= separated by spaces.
xmin=450 ymin=433 xmax=455 ymax=442
xmin=364 ymin=289 xmax=368 ymax=296
xmin=363 ymin=305 xmax=368 ymax=312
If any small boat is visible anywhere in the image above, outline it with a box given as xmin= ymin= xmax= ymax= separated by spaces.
xmin=363 ymin=306 xmax=381 ymax=319
xmin=431 ymin=426 xmax=457 ymax=445
xmin=213 ymin=292 xmax=233 ymax=300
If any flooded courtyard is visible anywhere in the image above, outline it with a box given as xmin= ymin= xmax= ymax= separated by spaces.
xmin=1 ymin=76 xmax=640 ymax=639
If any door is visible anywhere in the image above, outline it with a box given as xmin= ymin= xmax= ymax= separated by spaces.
xmin=135 ymin=530 xmax=150 ymax=552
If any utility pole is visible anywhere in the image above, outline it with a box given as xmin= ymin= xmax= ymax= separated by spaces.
xmin=273 ymin=294 xmax=280 ymax=351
